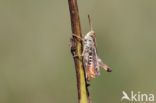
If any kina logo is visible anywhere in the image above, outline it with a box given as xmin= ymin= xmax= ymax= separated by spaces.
xmin=121 ymin=91 xmax=154 ymax=102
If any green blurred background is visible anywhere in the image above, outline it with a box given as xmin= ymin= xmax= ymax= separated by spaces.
xmin=0 ymin=0 xmax=156 ymax=103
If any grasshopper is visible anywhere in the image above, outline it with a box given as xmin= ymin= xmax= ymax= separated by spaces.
xmin=73 ymin=15 xmax=112 ymax=81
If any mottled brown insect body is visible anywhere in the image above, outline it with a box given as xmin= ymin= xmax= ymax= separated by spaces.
xmin=82 ymin=15 xmax=112 ymax=81
xmin=73 ymin=15 xmax=112 ymax=81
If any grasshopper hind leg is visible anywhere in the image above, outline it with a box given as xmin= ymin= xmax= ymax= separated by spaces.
xmin=97 ymin=57 xmax=112 ymax=72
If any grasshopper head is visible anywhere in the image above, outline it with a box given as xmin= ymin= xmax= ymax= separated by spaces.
xmin=84 ymin=31 xmax=96 ymax=44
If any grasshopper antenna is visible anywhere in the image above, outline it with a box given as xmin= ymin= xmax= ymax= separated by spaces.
xmin=88 ymin=14 xmax=93 ymax=31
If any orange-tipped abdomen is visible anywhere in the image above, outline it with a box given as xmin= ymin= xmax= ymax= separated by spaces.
xmin=88 ymin=64 xmax=95 ymax=78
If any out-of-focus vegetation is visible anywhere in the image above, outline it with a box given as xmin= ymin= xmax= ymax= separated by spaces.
xmin=0 ymin=0 xmax=156 ymax=103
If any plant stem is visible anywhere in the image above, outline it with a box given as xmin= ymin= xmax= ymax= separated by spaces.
xmin=68 ymin=0 xmax=91 ymax=103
